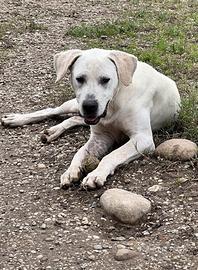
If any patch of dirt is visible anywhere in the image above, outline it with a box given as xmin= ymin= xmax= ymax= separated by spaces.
xmin=0 ymin=1 xmax=197 ymax=270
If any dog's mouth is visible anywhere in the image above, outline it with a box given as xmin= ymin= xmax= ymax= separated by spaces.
xmin=84 ymin=116 xmax=100 ymax=125
xmin=83 ymin=101 xmax=109 ymax=125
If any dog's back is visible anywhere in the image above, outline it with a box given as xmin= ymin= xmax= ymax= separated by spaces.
xmin=132 ymin=61 xmax=181 ymax=130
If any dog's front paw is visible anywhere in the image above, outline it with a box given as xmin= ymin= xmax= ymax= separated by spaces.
xmin=41 ymin=124 xmax=65 ymax=143
xmin=60 ymin=166 xmax=82 ymax=188
xmin=1 ymin=113 xmax=27 ymax=127
xmin=81 ymin=171 xmax=106 ymax=189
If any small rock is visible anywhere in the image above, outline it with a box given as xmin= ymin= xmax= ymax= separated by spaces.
xmin=148 ymin=184 xmax=163 ymax=192
xmin=100 ymin=189 xmax=151 ymax=225
xmin=111 ymin=236 xmax=126 ymax=241
xmin=44 ymin=218 xmax=52 ymax=224
xmin=177 ymin=177 xmax=188 ymax=184
xmin=53 ymin=186 xmax=60 ymax=190
xmin=45 ymin=237 xmax=54 ymax=242
xmin=37 ymin=254 xmax=43 ymax=260
xmin=53 ymin=258 xmax=59 ymax=262
xmin=155 ymin=139 xmax=197 ymax=161
xmin=94 ymin=244 xmax=103 ymax=250
xmin=124 ymin=178 xmax=131 ymax=184
xmin=117 ymin=244 xmax=126 ymax=249
xmin=81 ymin=217 xmax=89 ymax=225
xmin=37 ymin=163 xmax=46 ymax=169
xmin=92 ymin=235 xmax=100 ymax=240
xmin=142 ymin=230 xmax=150 ymax=236
xmin=100 ymin=35 xmax=108 ymax=40
xmin=32 ymin=221 xmax=36 ymax=226
xmin=102 ymin=244 xmax=110 ymax=249
xmin=80 ymin=263 xmax=88 ymax=269
xmin=88 ymin=254 xmax=96 ymax=261
xmin=40 ymin=223 xmax=47 ymax=229
xmin=114 ymin=248 xmax=139 ymax=261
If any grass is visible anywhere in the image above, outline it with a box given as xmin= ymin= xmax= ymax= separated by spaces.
xmin=65 ymin=0 xmax=198 ymax=142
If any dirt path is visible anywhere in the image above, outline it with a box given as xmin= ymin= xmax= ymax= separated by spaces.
xmin=0 ymin=1 xmax=197 ymax=270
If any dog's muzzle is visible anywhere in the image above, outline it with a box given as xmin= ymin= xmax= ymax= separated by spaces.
xmin=81 ymin=101 xmax=109 ymax=125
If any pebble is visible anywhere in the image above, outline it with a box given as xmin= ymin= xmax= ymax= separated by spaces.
xmin=32 ymin=221 xmax=36 ymax=226
xmin=80 ymin=263 xmax=88 ymax=269
xmin=45 ymin=237 xmax=54 ymax=242
xmin=94 ymin=244 xmax=103 ymax=250
xmin=40 ymin=223 xmax=47 ymax=229
xmin=92 ymin=235 xmax=100 ymax=240
xmin=81 ymin=217 xmax=89 ymax=225
xmin=100 ymin=189 xmax=151 ymax=225
xmin=124 ymin=178 xmax=131 ymax=184
xmin=155 ymin=139 xmax=197 ymax=161
xmin=148 ymin=184 xmax=163 ymax=192
xmin=114 ymin=248 xmax=139 ymax=261
xmin=88 ymin=255 xmax=96 ymax=261
xmin=37 ymin=163 xmax=46 ymax=169
xmin=117 ymin=244 xmax=126 ymax=249
xmin=37 ymin=254 xmax=43 ymax=260
xmin=142 ymin=230 xmax=150 ymax=236
xmin=111 ymin=236 xmax=126 ymax=241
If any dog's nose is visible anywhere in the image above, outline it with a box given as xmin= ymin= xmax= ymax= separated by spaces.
xmin=82 ymin=100 xmax=98 ymax=115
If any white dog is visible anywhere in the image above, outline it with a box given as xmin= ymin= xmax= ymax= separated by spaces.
xmin=1 ymin=49 xmax=181 ymax=189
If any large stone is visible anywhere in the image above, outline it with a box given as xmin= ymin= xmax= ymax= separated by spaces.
xmin=100 ymin=188 xmax=151 ymax=225
xmin=155 ymin=139 xmax=197 ymax=161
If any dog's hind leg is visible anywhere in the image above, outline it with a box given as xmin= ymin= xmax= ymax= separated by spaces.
xmin=1 ymin=98 xmax=79 ymax=127
xmin=41 ymin=116 xmax=87 ymax=143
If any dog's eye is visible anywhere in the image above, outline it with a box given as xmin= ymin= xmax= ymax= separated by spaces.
xmin=76 ymin=76 xmax=85 ymax=84
xmin=100 ymin=77 xmax=110 ymax=85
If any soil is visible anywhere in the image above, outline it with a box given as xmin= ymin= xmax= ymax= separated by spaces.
xmin=0 ymin=1 xmax=197 ymax=270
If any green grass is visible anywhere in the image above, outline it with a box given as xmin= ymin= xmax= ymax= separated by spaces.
xmin=178 ymin=88 xmax=198 ymax=142
xmin=66 ymin=20 xmax=138 ymax=38
xmin=65 ymin=0 xmax=198 ymax=141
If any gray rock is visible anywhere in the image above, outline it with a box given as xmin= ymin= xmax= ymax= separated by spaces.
xmin=40 ymin=223 xmax=47 ymax=229
xmin=37 ymin=163 xmax=46 ymax=169
xmin=88 ymin=254 xmax=96 ymax=261
xmin=155 ymin=139 xmax=197 ymax=161
xmin=111 ymin=236 xmax=126 ymax=241
xmin=114 ymin=248 xmax=139 ymax=261
xmin=94 ymin=244 xmax=103 ymax=250
xmin=81 ymin=217 xmax=89 ymax=225
xmin=148 ymin=184 xmax=163 ymax=192
xmin=100 ymin=189 xmax=151 ymax=225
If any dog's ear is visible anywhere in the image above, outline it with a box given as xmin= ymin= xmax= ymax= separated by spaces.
xmin=109 ymin=51 xmax=137 ymax=86
xmin=54 ymin=49 xmax=82 ymax=82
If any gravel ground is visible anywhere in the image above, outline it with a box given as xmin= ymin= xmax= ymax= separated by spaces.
xmin=0 ymin=1 xmax=197 ymax=270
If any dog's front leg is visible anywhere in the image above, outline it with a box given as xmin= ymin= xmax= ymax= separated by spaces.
xmin=1 ymin=98 xmax=78 ymax=127
xmin=82 ymin=134 xmax=155 ymax=189
xmin=60 ymin=133 xmax=114 ymax=188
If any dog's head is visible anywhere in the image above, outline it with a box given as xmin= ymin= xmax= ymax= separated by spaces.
xmin=54 ymin=48 xmax=137 ymax=125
